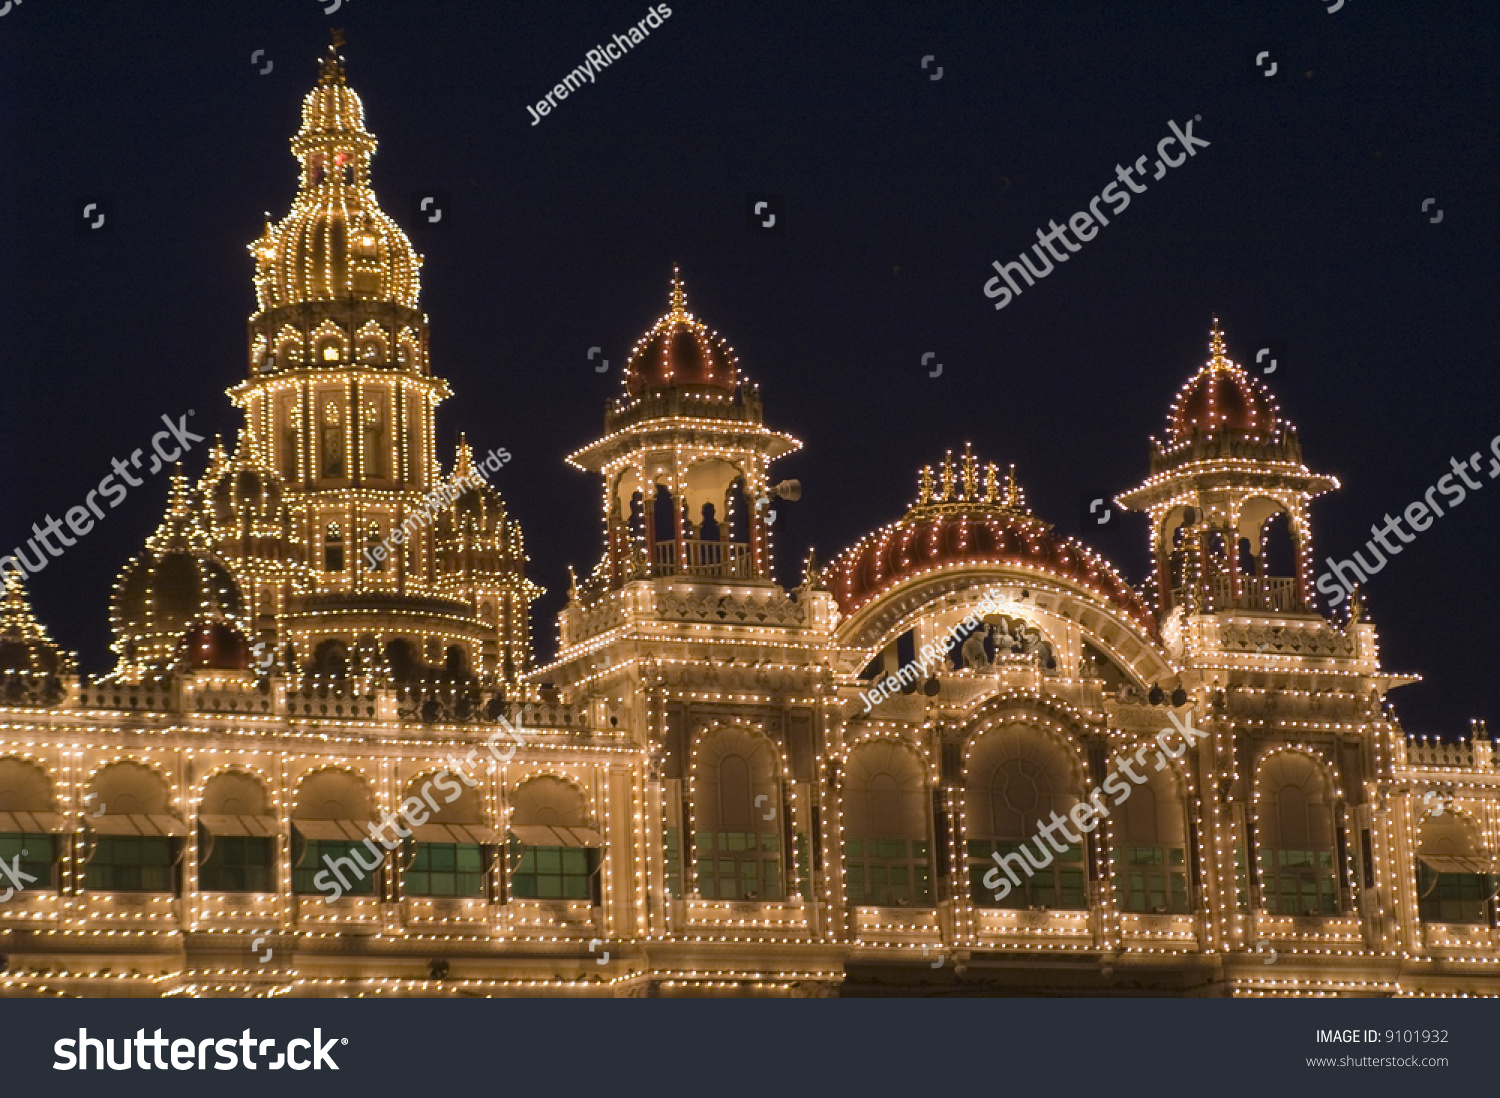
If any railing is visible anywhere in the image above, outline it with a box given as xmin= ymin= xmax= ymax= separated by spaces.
xmin=1184 ymin=575 xmax=1300 ymax=612
xmin=653 ymin=538 xmax=753 ymax=580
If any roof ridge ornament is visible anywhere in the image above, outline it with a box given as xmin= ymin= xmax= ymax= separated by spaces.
xmin=909 ymin=448 xmax=1031 ymax=517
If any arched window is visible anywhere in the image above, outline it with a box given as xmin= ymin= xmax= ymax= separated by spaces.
xmin=292 ymin=770 xmax=377 ymax=897
xmin=361 ymin=392 xmax=389 ymax=480
xmin=279 ymin=394 xmax=299 ymax=482
xmin=365 ymin=523 xmax=386 ymax=572
xmin=198 ymin=771 xmax=276 ymax=893
xmin=508 ymin=777 xmax=600 ymax=903
xmin=400 ymin=775 xmax=497 ymax=899
xmin=1257 ymin=753 xmax=1339 ymax=915
xmin=844 ymin=740 xmax=930 ymax=906
xmin=0 ymin=757 xmax=62 ymax=894
xmin=693 ymin=728 xmax=783 ymax=901
xmin=965 ymin=724 xmax=1084 ymax=909
xmin=1112 ymin=762 xmax=1189 ymax=913
xmin=1417 ymin=814 xmax=1495 ymax=925
xmin=324 ymin=523 xmax=344 ymax=572
xmin=319 ymin=397 xmax=345 ymax=478
xmin=312 ymin=638 xmax=349 ymax=678
xmin=84 ymin=763 xmax=187 ymax=893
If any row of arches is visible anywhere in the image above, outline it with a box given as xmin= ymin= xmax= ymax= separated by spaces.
xmin=253 ymin=322 xmax=423 ymax=372
xmin=688 ymin=725 xmax=1496 ymax=923
xmin=0 ymin=758 xmax=597 ymax=902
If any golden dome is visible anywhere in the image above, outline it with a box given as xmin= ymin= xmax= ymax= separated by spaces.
xmin=249 ymin=43 xmax=421 ymax=311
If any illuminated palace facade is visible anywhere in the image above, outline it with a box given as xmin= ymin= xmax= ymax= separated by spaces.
xmin=2 ymin=46 xmax=1499 ymax=999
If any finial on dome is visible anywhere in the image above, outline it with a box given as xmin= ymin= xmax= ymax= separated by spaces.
xmin=166 ymin=465 xmax=192 ymax=518
xmin=917 ymin=465 xmax=934 ymax=505
xmin=1209 ymin=317 xmax=1228 ymax=363
xmin=319 ymin=29 xmax=347 ymax=85
xmin=939 ymin=451 xmax=955 ymax=502
xmin=1004 ymin=463 xmax=1024 ymax=510
xmin=669 ymin=266 xmax=688 ymax=315
xmin=961 ymin=443 xmax=979 ymax=499
xmin=454 ymin=433 xmax=476 ymax=476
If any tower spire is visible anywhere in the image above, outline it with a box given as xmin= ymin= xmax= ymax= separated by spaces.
xmin=321 ymin=28 xmax=347 ymax=85
xmin=1209 ymin=317 xmax=1228 ymax=363
xmin=669 ymin=265 xmax=688 ymax=315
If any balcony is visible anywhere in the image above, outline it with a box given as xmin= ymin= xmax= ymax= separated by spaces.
xmin=1175 ymin=576 xmax=1300 ymax=613
xmin=654 ymin=538 xmax=753 ymax=580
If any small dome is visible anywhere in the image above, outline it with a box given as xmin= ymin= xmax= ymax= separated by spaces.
xmin=179 ymin=620 xmax=252 ymax=672
xmin=624 ymin=269 xmax=739 ymax=395
xmin=1166 ymin=325 xmax=1280 ymax=446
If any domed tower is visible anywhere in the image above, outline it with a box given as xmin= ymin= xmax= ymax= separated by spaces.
xmin=0 ymin=573 xmax=76 ymax=703
xmin=110 ymin=471 xmax=250 ymax=680
xmin=566 ymin=268 xmax=801 ymax=596
xmin=1118 ymin=323 xmax=1338 ymax=624
xmin=208 ymin=36 xmax=535 ymax=684
xmin=433 ymin=438 xmax=542 ymax=681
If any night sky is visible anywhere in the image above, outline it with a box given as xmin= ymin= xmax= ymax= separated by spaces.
xmin=1 ymin=2 xmax=1495 ymax=735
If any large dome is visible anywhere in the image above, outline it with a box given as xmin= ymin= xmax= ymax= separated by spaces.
xmin=826 ymin=446 xmax=1155 ymax=635
xmin=624 ymin=269 xmax=739 ymax=395
xmin=248 ymin=43 xmax=421 ymax=310
xmin=1165 ymin=325 xmax=1280 ymax=446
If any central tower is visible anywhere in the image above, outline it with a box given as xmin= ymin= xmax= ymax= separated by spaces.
xmin=165 ymin=38 xmax=540 ymax=685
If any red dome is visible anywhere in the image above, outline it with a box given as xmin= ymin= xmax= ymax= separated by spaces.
xmin=179 ymin=620 xmax=252 ymax=671
xmin=1166 ymin=327 xmax=1280 ymax=445
xmin=624 ymin=269 xmax=739 ymax=395
xmin=824 ymin=447 xmax=1155 ymax=636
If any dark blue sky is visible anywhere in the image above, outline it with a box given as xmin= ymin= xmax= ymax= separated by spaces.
xmin=1 ymin=1 xmax=1495 ymax=734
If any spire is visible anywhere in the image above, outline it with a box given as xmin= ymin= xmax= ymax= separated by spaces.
xmin=145 ymin=466 xmax=211 ymax=555
xmin=1208 ymin=317 xmax=1230 ymax=366
xmin=961 ymin=442 xmax=979 ymax=498
xmin=669 ymin=266 xmax=688 ymax=316
xmin=0 ymin=569 xmax=75 ymax=682
xmin=454 ymin=433 xmax=476 ymax=478
xmin=320 ymin=27 xmax=347 ymax=86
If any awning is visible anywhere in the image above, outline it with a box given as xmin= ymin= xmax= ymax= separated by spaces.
xmin=408 ymin=822 xmax=502 ymax=844
xmin=509 ymin=824 xmax=603 ymax=848
xmin=0 ymin=810 xmax=68 ymax=833
xmin=293 ymin=819 xmax=373 ymax=842
xmin=200 ymin=814 xmax=279 ymax=838
xmin=1418 ymin=854 xmax=1500 ymax=876
xmin=88 ymin=813 xmax=188 ymax=837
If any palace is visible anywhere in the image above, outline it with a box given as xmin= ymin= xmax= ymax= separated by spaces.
xmin=1 ymin=42 xmax=1497 ymax=998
